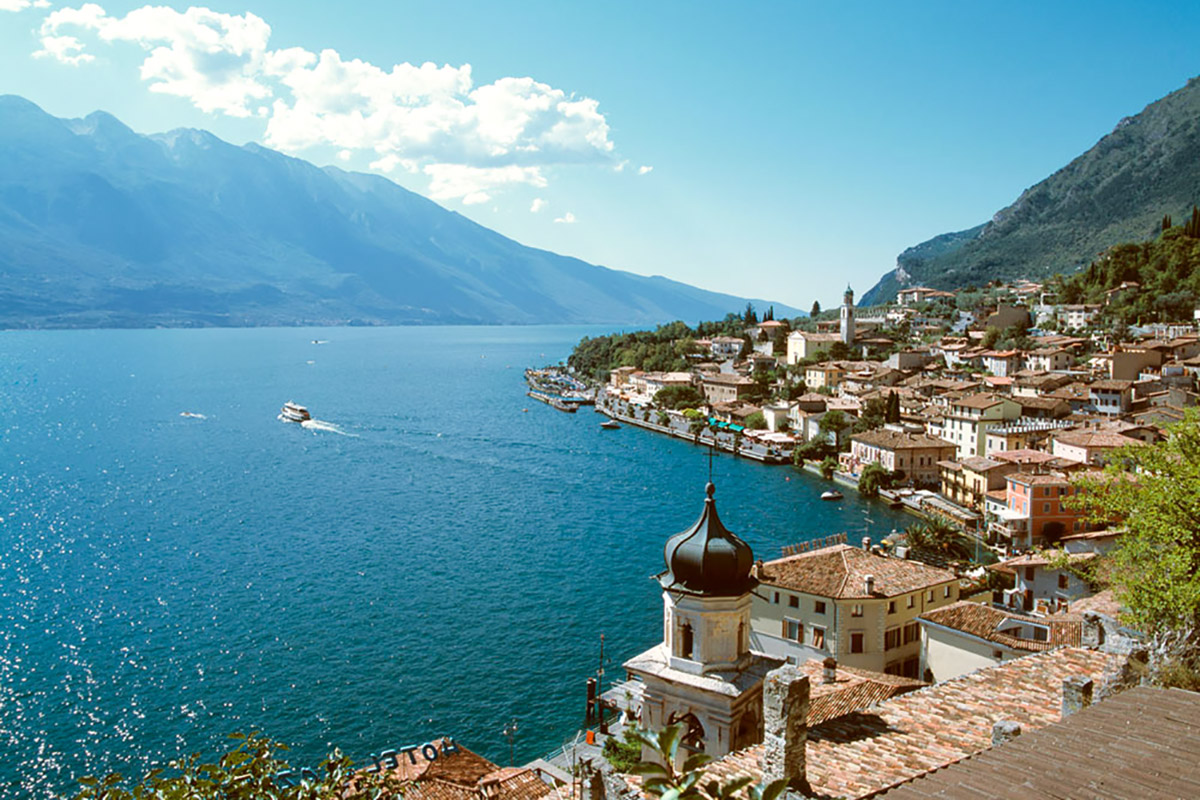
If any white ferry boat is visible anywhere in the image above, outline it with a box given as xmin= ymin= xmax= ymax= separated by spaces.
xmin=279 ymin=401 xmax=312 ymax=423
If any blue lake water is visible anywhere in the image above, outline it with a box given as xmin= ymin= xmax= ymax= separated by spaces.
xmin=0 ymin=326 xmax=915 ymax=797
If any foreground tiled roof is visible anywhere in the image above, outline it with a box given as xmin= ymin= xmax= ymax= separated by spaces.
xmin=1052 ymin=429 xmax=1145 ymax=449
xmin=704 ymin=647 xmax=1118 ymax=800
xmin=919 ymin=601 xmax=1081 ymax=652
xmin=850 ymin=429 xmax=954 ymax=450
xmin=759 ymin=545 xmax=956 ymax=599
xmin=798 ymin=660 xmax=926 ymax=726
xmin=876 ymin=686 xmax=1200 ymax=799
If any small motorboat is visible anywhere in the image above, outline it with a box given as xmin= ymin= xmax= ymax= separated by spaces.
xmin=600 ymin=419 xmax=621 ymax=430
xmin=279 ymin=401 xmax=312 ymax=423
xmin=820 ymin=490 xmax=844 ymax=501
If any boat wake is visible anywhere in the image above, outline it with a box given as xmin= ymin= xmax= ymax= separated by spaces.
xmin=300 ymin=419 xmax=355 ymax=436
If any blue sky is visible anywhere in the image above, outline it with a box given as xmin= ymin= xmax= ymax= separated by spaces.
xmin=3 ymin=1 xmax=1200 ymax=311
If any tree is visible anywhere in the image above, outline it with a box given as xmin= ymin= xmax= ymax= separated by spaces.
xmin=689 ymin=416 xmax=709 ymax=443
xmin=74 ymin=732 xmax=409 ymax=799
xmin=1163 ymin=213 xmax=1173 ymax=232
xmin=655 ymin=385 xmax=705 ymax=410
xmin=744 ymin=411 xmax=767 ymax=430
xmin=810 ymin=300 xmax=821 ymax=317
xmin=885 ymin=390 xmax=901 ymax=423
xmin=852 ymin=398 xmax=887 ymax=434
xmin=743 ymin=303 xmax=758 ymax=325
xmin=858 ymin=463 xmax=889 ymax=498
xmin=1071 ymin=410 xmax=1200 ymax=685
xmin=764 ymin=305 xmax=774 ymax=322
xmin=820 ymin=456 xmax=839 ymax=480
xmin=630 ymin=724 xmax=787 ymax=800
xmin=980 ymin=326 xmax=1002 ymax=350
xmin=818 ymin=409 xmax=851 ymax=451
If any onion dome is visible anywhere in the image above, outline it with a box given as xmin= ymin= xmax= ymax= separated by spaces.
xmin=660 ymin=482 xmax=757 ymax=597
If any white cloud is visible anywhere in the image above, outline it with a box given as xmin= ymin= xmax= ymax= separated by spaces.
xmin=638 ymin=165 xmax=653 ymax=175
xmin=1 ymin=0 xmax=32 ymax=11
xmin=33 ymin=0 xmax=51 ymax=7
xmin=336 ymin=149 xmax=352 ymax=161
xmin=530 ymin=197 xmax=545 ymax=213
xmin=35 ymin=4 xmax=620 ymax=203
xmin=554 ymin=212 xmax=576 ymax=224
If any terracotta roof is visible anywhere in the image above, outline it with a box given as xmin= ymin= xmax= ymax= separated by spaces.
xmin=876 ymin=686 xmax=1200 ymax=800
xmin=991 ymin=449 xmax=1059 ymax=465
xmin=704 ymin=647 xmax=1119 ymax=800
xmin=919 ymin=600 xmax=1081 ymax=651
xmin=1089 ymin=379 xmax=1135 ymax=391
xmin=958 ymin=456 xmax=1005 ymax=472
xmin=759 ymin=544 xmax=957 ymax=599
xmin=951 ymin=393 xmax=1005 ymax=409
xmin=797 ymin=659 xmax=927 ymax=726
xmin=850 ymin=429 xmax=954 ymax=450
xmin=1053 ymin=429 xmax=1145 ymax=449
xmin=1006 ymin=472 xmax=1071 ymax=487
xmin=992 ymin=551 xmax=1096 ymax=569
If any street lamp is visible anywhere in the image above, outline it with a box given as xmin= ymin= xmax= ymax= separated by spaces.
xmin=502 ymin=719 xmax=519 ymax=766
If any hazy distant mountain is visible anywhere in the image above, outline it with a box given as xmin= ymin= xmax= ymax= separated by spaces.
xmin=0 ymin=96 xmax=799 ymax=328
xmin=861 ymin=76 xmax=1200 ymax=305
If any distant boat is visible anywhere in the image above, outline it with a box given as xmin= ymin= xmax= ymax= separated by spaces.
xmin=600 ymin=419 xmax=621 ymax=430
xmin=279 ymin=401 xmax=312 ymax=423
xmin=179 ymin=411 xmax=206 ymax=419
xmin=820 ymin=490 xmax=844 ymax=501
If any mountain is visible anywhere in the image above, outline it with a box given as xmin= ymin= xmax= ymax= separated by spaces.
xmin=862 ymin=76 xmax=1200 ymax=305
xmin=0 ymin=96 xmax=800 ymax=328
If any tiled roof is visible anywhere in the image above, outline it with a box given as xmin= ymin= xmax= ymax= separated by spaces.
xmin=958 ymin=456 xmax=1005 ymax=472
xmin=992 ymin=551 xmax=1096 ymax=569
xmin=703 ymin=647 xmax=1118 ymax=800
xmin=991 ymin=449 xmax=1058 ymax=465
xmin=950 ymin=393 xmax=1005 ymax=409
xmin=1052 ymin=429 xmax=1144 ymax=449
xmin=919 ymin=601 xmax=1081 ymax=651
xmin=876 ymin=686 xmax=1200 ymax=800
xmin=798 ymin=660 xmax=926 ymax=726
xmin=1089 ymin=379 xmax=1134 ymax=391
xmin=1005 ymin=471 xmax=1071 ymax=486
xmin=759 ymin=544 xmax=957 ymax=599
xmin=850 ymin=429 xmax=954 ymax=450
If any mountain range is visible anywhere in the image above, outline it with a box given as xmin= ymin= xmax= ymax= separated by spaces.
xmin=862 ymin=76 xmax=1200 ymax=305
xmin=0 ymin=95 xmax=799 ymax=329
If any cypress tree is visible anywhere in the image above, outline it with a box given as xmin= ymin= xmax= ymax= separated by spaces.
xmin=1162 ymin=213 xmax=1173 ymax=231
xmin=810 ymin=300 xmax=821 ymax=317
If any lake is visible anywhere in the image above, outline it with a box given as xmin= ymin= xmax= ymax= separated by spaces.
xmin=0 ymin=326 xmax=914 ymax=797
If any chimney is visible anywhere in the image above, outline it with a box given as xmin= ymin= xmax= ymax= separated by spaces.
xmin=865 ymin=574 xmax=876 ymax=595
xmin=862 ymin=536 xmax=871 ymax=550
xmin=822 ymin=657 xmax=837 ymax=685
xmin=760 ymin=666 xmax=811 ymax=794
xmin=1062 ymin=676 xmax=1094 ymax=717
xmin=991 ymin=720 xmax=1022 ymax=747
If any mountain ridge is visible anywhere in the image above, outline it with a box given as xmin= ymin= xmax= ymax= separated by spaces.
xmin=861 ymin=76 xmax=1200 ymax=305
xmin=0 ymin=95 xmax=800 ymax=329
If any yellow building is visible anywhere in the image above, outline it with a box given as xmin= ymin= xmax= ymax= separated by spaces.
xmin=750 ymin=544 xmax=959 ymax=678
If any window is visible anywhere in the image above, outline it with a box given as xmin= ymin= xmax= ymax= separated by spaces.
xmin=887 ymin=600 xmax=896 ymax=614
xmin=679 ymin=623 xmax=694 ymax=659
xmin=773 ymin=592 xmax=779 ymax=604
xmin=850 ymin=631 xmax=864 ymax=653
xmin=1043 ymin=502 xmax=1051 ymax=513
xmin=926 ymin=590 xmax=934 ymax=602
xmin=943 ymin=586 xmax=951 ymax=598
xmin=812 ymin=626 xmax=826 ymax=649
xmin=903 ymin=621 xmax=920 ymax=645
xmin=851 ymin=603 xmax=863 ymax=617
xmin=1024 ymin=567 xmax=1035 ymax=581
xmin=814 ymin=601 xmax=826 ymax=614
xmin=907 ymin=595 xmax=915 ymax=609
xmin=783 ymin=618 xmax=803 ymax=643
xmin=788 ymin=595 xmax=799 ymax=608
xmin=1058 ymin=573 xmax=1069 ymax=590
xmin=884 ymin=627 xmax=902 ymax=650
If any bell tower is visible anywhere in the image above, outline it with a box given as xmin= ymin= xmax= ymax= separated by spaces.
xmin=840 ymin=284 xmax=855 ymax=345
xmin=624 ymin=483 xmax=779 ymax=759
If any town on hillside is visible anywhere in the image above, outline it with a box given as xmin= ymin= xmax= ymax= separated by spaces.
xmin=442 ymin=277 xmax=1197 ymax=800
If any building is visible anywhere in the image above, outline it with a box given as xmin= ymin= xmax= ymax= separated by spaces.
xmin=988 ymin=472 xmax=1088 ymax=549
xmin=623 ymin=483 xmax=778 ymax=760
xmin=1057 ymin=303 xmax=1102 ymax=329
xmin=983 ymin=419 xmax=1073 ymax=456
xmin=918 ymin=600 xmax=1082 ymax=682
xmin=847 ymin=429 xmax=955 ymax=485
xmin=1050 ymin=427 xmax=1144 ymax=465
xmin=937 ymin=456 xmax=1018 ymax=512
xmin=700 ymin=373 xmax=755 ymax=404
xmin=840 ymin=285 xmax=855 ymax=346
xmin=896 ymin=286 xmax=955 ymax=306
xmin=979 ymin=350 xmax=1021 ymax=377
xmin=1087 ymin=379 xmax=1135 ymax=415
xmin=992 ymin=551 xmax=1097 ymax=614
xmin=803 ymin=363 xmax=844 ymax=392
xmin=1024 ymin=347 xmax=1073 ymax=372
xmin=710 ymin=336 xmax=746 ymax=360
xmin=751 ymin=544 xmax=959 ymax=678
xmin=785 ymin=331 xmax=841 ymax=364
xmin=942 ymin=394 xmax=1022 ymax=458
xmin=381 ymin=738 xmax=556 ymax=800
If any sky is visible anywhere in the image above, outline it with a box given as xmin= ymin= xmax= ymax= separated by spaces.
xmin=2 ymin=1 xmax=1200 ymax=311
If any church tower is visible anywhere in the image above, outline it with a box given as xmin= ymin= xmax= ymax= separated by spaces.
xmin=624 ymin=483 xmax=779 ymax=760
xmin=840 ymin=284 xmax=855 ymax=345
